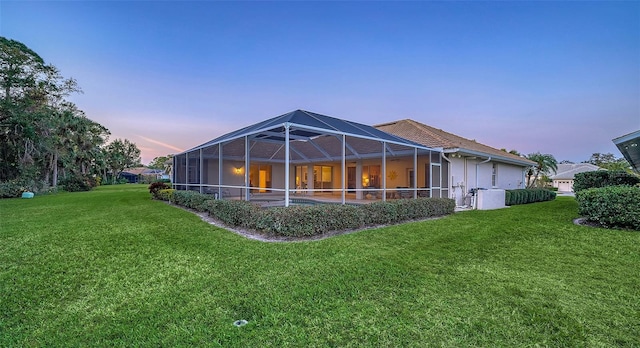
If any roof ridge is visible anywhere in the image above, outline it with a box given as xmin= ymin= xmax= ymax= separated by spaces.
xmin=405 ymin=119 xmax=459 ymax=148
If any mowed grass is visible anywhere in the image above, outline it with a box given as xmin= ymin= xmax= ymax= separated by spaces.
xmin=1 ymin=185 xmax=638 ymax=347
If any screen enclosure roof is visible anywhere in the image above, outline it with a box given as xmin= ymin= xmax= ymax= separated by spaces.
xmin=180 ymin=110 xmax=440 ymax=163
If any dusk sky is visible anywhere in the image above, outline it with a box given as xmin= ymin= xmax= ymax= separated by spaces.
xmin=2 ymin=1 xmax=638 ymax=164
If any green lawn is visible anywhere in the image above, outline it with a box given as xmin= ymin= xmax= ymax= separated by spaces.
xmin=1 ymin=185 xmax=638 ymax=347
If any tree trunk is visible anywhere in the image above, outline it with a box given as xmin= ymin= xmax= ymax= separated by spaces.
xmin=52 ymin=152 xmax=58 ymax=187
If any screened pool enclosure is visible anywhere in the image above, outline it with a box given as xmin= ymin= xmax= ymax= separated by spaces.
xmin=173 ymin=110 xmax=449 ymax=206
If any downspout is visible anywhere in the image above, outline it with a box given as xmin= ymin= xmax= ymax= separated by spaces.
xmin=475 ymin=157 xmax=491 ymax=209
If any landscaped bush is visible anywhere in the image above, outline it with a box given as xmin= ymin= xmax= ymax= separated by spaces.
xmin=573 ymin=170 xmax=640 ymax=193
xmin=576 ymin=185 xmax=640 ymax=230
xmin=394 ymin=197 xmax=455 ymax=221
xmin=205 ymin=199 xmax=260 ymax=227
xmin=0 ymin=181 xmax=25 ymax=198
xmin=251 ymin=204 xmax=365 ymax=237
xmin=361 ymin=201 xmax=400 ymax=225
xmin=58 ymin=174 xmax=97 ymax=192
xmin=505 ymin=188 xmax=556 ymax=206
xmin=157 ymin=189 xmax=175 ymax=201
xmin=153 ymin=189 xmax=456 ymax=237
xmin=149 ymin=182 xmax=170 ymax=198
xmin=0 ymin=180 xmax=59 ymax=198
xmin=170 ymin=190 xmax=212 ymax=212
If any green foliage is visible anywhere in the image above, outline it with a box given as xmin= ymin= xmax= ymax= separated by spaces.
xmin=252 ymin=204 xmax=365 ymax=237
xmin=157 ymin=190 xmax=455 ymax=237
xmin=505 ymin=188 xmax=556 ymax=206
xmin=204 ymin=199 xmax=260 ymax=227
xmin=573 ymin=170 xmax=640 ymax=193
xmin=386 ymin=197 xmax=456 ymax=223
xmin=2 ymin=186 xmax=639 ymax=346
xmin=169 ymin=190 xmax=212 ymax=212
xmin=58 ymin=174 xmax=97 ymax=192
xmin=583 ymin=152 xmax=631 ymax=171
xmin=525 ymin=152 xmax=558 ymax=188
xmin=0 ymin=37 xmax=110 ymax=188
xmin=148 ymin=155 xmax=173 ymax=170
xmin=360 ymin=200 xmax=400 ymax=225
xmin=104 ymin=139 xmax=141 ymax=184
xmin=576 ymin=186 xmax=640 ymax=230
xmin=0 ymin=181 xmax=25 ymax=198
xmin=156 ymin=188 xmax=174 ymax=201
xmin=0 ymin=179 xmax=59 ymax=198
xmin=148 ymin=181 xmax=170 ymax=198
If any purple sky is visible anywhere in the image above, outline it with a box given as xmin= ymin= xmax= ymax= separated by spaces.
xmin=2 ymin=1 xmax=639 ymax=164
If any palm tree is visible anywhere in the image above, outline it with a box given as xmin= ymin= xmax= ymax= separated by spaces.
xmin=526 ymin=152 xmax=558 ymax=188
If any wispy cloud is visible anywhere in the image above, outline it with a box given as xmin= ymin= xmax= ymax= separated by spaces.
xmin=137 ymin=135 xmax=183 ymax=152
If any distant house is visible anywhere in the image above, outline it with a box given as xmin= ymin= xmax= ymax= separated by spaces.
xmin=375 ymin=119 xmax=535 ymax=206
xmin=549 ymin=163 xmax=603 ymax=192
xmin=120 ymin=167 xmax=167 ymax=183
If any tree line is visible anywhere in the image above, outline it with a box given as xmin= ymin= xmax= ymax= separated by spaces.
xmin=500 ymin=149 xmax=633 ymax=188
xmin=1 ymin=37 xmax=141 ymax=192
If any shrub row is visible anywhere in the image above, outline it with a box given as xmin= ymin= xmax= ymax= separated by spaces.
xmin=576 ymin=185 xmax=640 ymax=230
xmin=573 ymin=170 xmax=640 ymax=193
xmin=505 ymin=189 xmax=556 ymax=206
xmin=152 ymin=188 xmax=456 ymax=237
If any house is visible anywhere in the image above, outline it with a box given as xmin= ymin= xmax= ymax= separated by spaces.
xmin=375 ymin=119 xmax=536 ymax=206
xmin=120 ymin=167 xmax=167 ymax=183
xmin=613 ymin=130 xmax=640 ymax=173
xmin=549 ymin=163 xmax=603 ymax=192
xmin=173 ymin=110 xmax=535 ymax=209
xmin=172 ymin=110 xmax=446 ymax=206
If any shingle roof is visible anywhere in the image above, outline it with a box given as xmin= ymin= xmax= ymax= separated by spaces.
xmin=549 ymin=163 xmax=603 ymax=180
xmin=375 ymin=119 xmax=535 ymax=167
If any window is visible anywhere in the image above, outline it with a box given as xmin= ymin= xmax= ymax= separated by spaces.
xmin=492 ymin=163 xmax=498 ymax=187
xmin=313 ymin=165 xmax=333 ymax=190
xmin=295 ymin=166 xmax=308 ymax=188
xmin=249 ymin=164 xmax=272 ymax=193
xmin=362 ymin=165 xmax=380 ymax=187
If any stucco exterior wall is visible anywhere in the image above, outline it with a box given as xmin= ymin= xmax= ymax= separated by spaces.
xmin=496 ymin=163 xmax=526 ymax=190
xmin=446 ymin=156 xmax=527 ymax=206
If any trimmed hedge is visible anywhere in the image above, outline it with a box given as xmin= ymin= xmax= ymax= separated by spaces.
xmin=202 ymin=199 xmax=260 ymax=227
xmin=154 ymin=190 xmax=456 ymax=237
xmin=505 ymin=189 xmax=556 ymax=206
xmin=575 ymin=185 xmax=640 ymax=230
xmin=573 ymin=170 xmax=640 ymax=193
xmin=252 ymin=204 xmax=364 ymax=236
